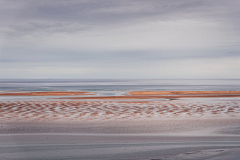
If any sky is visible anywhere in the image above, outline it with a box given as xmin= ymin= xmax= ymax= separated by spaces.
xmin=0 ymin=0 xmax=240 ymax=79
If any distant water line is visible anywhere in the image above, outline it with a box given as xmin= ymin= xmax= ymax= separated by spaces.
xmin=0 ymin=79 xmax=240 ymax=92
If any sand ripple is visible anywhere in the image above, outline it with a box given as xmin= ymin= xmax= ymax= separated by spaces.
xmin=0 ymin=100 xmax=240 ymax=122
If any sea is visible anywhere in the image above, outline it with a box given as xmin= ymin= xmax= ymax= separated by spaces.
xmin=0 ymin=79 xmax=240 ymax=92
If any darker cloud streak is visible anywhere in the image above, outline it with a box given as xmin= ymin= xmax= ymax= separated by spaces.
xmin=1 ymin=0 xmax=240 ymax=61
xmin=1 ymin=0 xmax=240 ymax=33
xmin=1 ymin=47 xmax=238 ymax=63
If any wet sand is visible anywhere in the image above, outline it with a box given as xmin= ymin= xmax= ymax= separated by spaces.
xmin=0 ymin=91 xmax=240 ymax=159
xmin=0 ymin=119 xmax=240 ymax=160
xmin=0 ymin=132 xmax=240 ymax=160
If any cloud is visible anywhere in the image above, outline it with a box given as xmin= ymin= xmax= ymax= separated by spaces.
xmin=0 ymin=0 xmax=240 ymax=78
xmin=1 ymin=56 xmax=240 ymax=79
xmin=1 ymin=0 xmax=239 ymax=50
xmin=1 ymin=0 xmax=240 ymax=34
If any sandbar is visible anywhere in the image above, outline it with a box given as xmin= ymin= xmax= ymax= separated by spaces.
xmin=52 ymin=90 xmax=240 ymax=100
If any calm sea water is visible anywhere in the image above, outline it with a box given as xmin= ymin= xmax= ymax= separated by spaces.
xmin=0 ymin=79 xmax=240 ymax=92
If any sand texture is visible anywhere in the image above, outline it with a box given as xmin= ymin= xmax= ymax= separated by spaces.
xmin=0 ymin=133 xmax=239 ymax=160
xmin=0 ymin=99 xmax=240 ymax=122
xmin=0 ymin=91 xmax=240 ymax=160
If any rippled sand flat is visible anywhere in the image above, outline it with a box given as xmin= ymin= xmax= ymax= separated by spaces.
xmin=0 ymin=99 xmax=240 ymax=122
xmin=0 ymin=91 xmax=240 ymax=160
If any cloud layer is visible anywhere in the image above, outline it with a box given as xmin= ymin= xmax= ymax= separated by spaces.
xmin=0 ymin=0 xmax=240 ymax=78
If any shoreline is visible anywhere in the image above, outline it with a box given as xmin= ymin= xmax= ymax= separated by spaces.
xmin=0 ymin=91 xmax=240 ymax=100
xmin=0 ymin=91 xmax=95 ymax=96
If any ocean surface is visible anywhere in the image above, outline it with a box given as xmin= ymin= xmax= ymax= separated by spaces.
xmin=0 ymin=79 xmax=240 ymax=92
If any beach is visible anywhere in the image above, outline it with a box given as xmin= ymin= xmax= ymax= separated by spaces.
xmin=0 ymin=91 xmax=240 ymax=159
xmin=2 ymin=0 xmax=240 ymax=158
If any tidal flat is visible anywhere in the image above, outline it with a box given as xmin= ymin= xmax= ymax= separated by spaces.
xmin=0 ymin=91 xmax=240 ymax=159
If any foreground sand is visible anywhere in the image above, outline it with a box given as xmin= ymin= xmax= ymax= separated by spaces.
xmin=0 ymin=91 xmax=240 ymax=159
xmin=0 ymin=119 xmax=240 ymax=160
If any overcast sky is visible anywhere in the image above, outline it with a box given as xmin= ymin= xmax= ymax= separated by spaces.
xmin=0 ymin=0 xmax=240 ymax=79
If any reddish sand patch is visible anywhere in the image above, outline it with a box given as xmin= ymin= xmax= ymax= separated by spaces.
xmin=51 ymin=91 xmax=240 ymax=100
xmin=59 ymin=94 xmax=240 ymax=100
